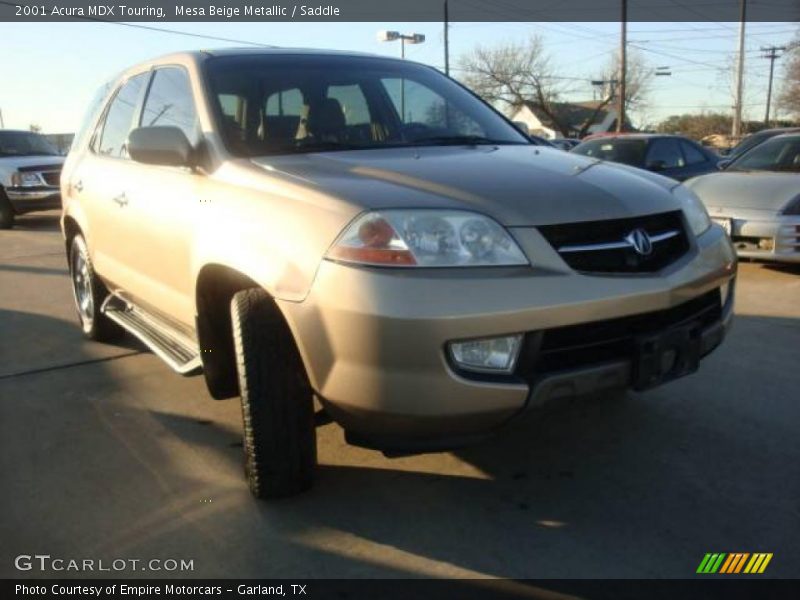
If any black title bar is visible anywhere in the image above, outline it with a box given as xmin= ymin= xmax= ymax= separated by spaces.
xmin=1 ymin=0 xmax=799 ymax=22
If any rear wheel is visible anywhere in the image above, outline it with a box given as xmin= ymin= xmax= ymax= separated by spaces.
xmin=230 ymin=288 xmax=316 ymax=498
xmin=0 ymin=189 xmax=15 ymax=229
xmin=69 ymin=235 xmax=123 ymax=341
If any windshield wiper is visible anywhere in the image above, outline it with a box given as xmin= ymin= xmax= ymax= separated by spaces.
xmin=408 ymin=135 xmax=523 ymax=146
xmin=283 ymin=140 xmax=365 ymax=153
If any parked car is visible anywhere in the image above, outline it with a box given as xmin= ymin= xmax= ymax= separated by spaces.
xmin=0 ymin=130 xmax=64 ymax=229
xmin=551 ymin=138 xmax=581 ymax=151
xmin=724 ymin=127 xmax=800 ymax=163
xmin=62 ymin=49 xmax=735 ymax=498
xmin=685 ymin=133 xmax=800 ymax=263
xmin=571 ymin=134 xmax=721 ymax=181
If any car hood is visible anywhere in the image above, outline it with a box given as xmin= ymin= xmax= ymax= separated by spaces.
xmin=685 ymin=171 xmax=799 ymax=213
xmin=0 ymin=155 xmax=64 ymax=168
xmin=250 ymin=145 xmax=680 ymax=226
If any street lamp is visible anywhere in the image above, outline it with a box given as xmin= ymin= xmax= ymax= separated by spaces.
xmin=377 ymin=30 xmax=426 ymax=121
xmin=377 ymin=30 xmax=425 ymax=59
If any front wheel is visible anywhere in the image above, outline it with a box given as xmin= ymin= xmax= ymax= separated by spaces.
xmin=69 ymin=234 xmax=123 ymax=341
xmin=0 ymin=189 xmax=15 ymax=229
xmin=230 ymin=288 xmax=316 ymax=499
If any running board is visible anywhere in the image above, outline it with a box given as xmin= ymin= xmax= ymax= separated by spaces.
xmin=101 ymin=295 xmax=202 ymax=375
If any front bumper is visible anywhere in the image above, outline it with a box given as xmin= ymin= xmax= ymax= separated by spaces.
xmin=278 ymin=225 xmax=736 ymax=451
xmin=721 ymin=214 xmax=800 ymax=264
xmin=5 ymin=187 xmax=61 ymax=214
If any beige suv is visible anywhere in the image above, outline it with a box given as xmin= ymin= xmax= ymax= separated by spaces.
xmin=62 ymin=49 xmax=736 ymax=498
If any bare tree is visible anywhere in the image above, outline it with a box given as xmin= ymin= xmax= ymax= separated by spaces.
xmin=458 ymin=36 xmax=574 ymax=137
xmin=777 ymin=35 xmax=800 ymax=118
xmin=458 ymin=37 xmax=652 ymax=137
xmin=599 ymin=49 xmax=652 ymax=122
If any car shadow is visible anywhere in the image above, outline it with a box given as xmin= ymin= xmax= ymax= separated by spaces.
xmin=0 ymin=263 xmax=67 ymax=276
xmin=761 ymin=262 xmax=800 ymax=276
xmin=2 ymin=308 xmax=798 ymax=579
xmin=9 ymin=212 xmax=61 ymax=232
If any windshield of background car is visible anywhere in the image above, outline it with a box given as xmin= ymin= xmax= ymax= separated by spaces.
xmin=728 ymin=136 xmax=800 ymax=173
xmin=0 ymin=131 xmax=60 ymax=157
xmin=571 ymin=138 xmax=647 ymax=167
xmin=205 ymin=54 xmax=529 ymax=156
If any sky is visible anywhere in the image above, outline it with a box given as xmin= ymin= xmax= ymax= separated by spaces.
xmin=0 ymin=20 xmax=797 ymax=133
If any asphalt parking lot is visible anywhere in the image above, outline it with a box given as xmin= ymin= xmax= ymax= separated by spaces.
xmin=1 ymin=211 xmax=798 ymax=580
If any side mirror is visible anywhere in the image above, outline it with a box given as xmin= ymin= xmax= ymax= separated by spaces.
xmin=512 ymin=121 xmax=530 ymax=136
xmin=128 ymin=126 xmax=193 ymax=167
xmin=647 ymin=160 xmax=667 ymax=172
xmin=717 ymin=159 xmax=731 ymax=171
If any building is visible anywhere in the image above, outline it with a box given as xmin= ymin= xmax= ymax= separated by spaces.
xmin=510 ymin=101 xmax=625 ymax=140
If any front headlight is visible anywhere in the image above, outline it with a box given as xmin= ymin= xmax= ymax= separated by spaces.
xmin=10 ymin=172 xmax=43 ymax=187
xmin=673 ymin=184 xmax=711 ymax=237
xmin=326 ymin=209 xmax=529 ymax=267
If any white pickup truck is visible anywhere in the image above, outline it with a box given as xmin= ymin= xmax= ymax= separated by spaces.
xmin=0 ymin=130 xmax=64 ymax=229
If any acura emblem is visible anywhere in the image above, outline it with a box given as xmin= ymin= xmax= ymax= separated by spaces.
xmin=625 ymin=228 xmax=653 ymax=256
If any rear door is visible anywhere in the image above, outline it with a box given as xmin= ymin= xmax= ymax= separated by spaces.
xmin=74 ymin=72 xmax=150 ymax=290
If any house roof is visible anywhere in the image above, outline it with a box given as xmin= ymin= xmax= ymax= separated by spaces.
xmin=520 ymin=100 xmax=612 ymax=133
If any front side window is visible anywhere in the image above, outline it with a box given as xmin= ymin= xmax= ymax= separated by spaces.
xmin=729 ymin=136 xmax=800 ymax=172
xmin=205 ymin=55 xmax=528 ymax=156
xmin=140 ymin=67 xmax=200 ymax=146
xmin=572 ymin=138 xmax=647 ymax=167
xmin=97 ymin=73 xmax=149 ymax=159
xmin=645 ymin=138 xmax=685 ymax=169
xmin=680 ymin=140 xmax=708 ymax=165
xmin=381 ymin=78 xmax=483 ymax=136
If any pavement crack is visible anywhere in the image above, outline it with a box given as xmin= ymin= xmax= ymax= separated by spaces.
xmin=0 ymin=350 xmax=144 ymax=381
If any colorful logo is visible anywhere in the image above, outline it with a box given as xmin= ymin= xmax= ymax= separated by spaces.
xmin=697 ymin=553 xmax=773 ymax=574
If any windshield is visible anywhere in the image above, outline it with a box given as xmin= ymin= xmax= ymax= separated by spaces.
xmin=728 ymin=136 xmax=800 ymax=173
xmin=571 ymin=138 xmax=647 ymax=167
xmin=0 ymin=131 xmax=60 ymax=157
xmin=204 ymin=54 xmax=529 ymax=156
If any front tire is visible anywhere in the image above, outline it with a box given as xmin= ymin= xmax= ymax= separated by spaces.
xmin=0 ymin=189 xmax=15 ymax=229
xmin=69 ymin=234 xmax=123 ymax=341
xmin=230 ymin=288 xmax=316 ymax=499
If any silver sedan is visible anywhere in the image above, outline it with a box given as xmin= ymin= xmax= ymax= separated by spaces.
xmin=686 ymin=133 xmax=800 ymax=263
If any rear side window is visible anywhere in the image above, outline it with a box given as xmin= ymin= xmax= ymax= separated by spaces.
xmin=265 ymin=88 xmax=304 ymax=117
xmin=141 ymin=67 xmax=200 ymax=146
xmin=74 ymin=82 xmax=113 ymax=151
xmin=680 ymin=140 xmax=708 ymax=165
xmin=96 ymin=73 xmax=148 ymax=159
xmin=327 ymin=84 xmax=370 ymax=125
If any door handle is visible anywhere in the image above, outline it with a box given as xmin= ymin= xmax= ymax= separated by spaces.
xmin=112 ymin=193 xmax=128 ymax=207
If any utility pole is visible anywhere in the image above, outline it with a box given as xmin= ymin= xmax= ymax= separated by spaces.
xmin=0 ymin=108 xmax=4 ymax=129
xmin=732 ymin=0 xmax=747 ymax=139
xmin=444 ymin=0 xmax=450 ymax=76
xmin=761 ymin=45 xmax=786 ymax=126
xmin=616 ymin=0 xmax=627 ymax=132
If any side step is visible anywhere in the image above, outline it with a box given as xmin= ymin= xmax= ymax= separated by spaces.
xmin=102 ymin=295 xmax=202 ymax=375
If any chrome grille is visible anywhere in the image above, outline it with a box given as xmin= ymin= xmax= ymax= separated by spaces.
xmin=538 ymin=210 xmax=690 ymax=273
